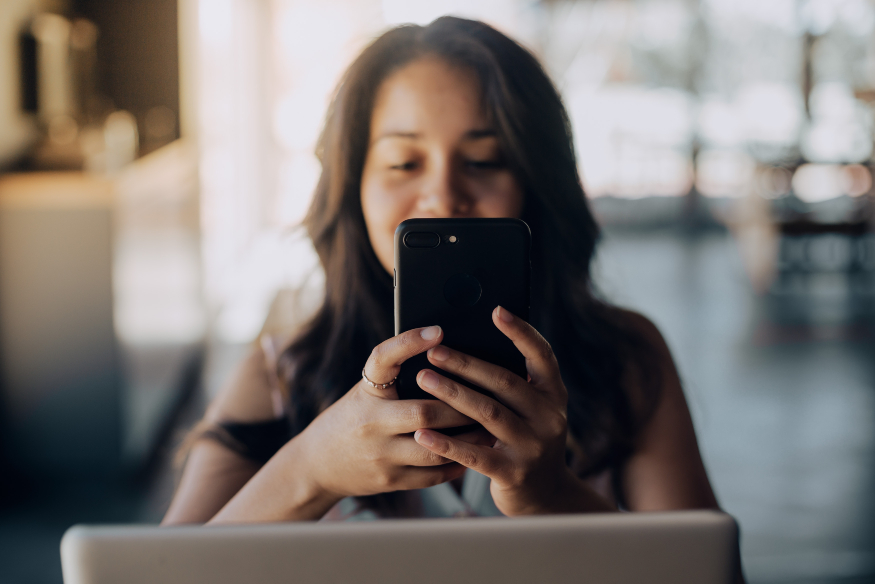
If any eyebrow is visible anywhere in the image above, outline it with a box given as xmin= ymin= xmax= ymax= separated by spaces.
xmin=371 ymin=128 xmax=496 ymax=145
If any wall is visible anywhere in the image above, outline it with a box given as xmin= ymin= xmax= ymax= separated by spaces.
xmin=0 ymin=0 xmax=39 ymax=167
xmin=73 ymin=0 xmax=180 ymax=149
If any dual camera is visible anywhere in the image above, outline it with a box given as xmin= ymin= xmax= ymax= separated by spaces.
xmin=403 ymin=232 xmax=457 ymax=248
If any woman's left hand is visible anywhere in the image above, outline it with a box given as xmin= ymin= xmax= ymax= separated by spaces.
xmin=413 ymin=306 xmax=613 ymax=516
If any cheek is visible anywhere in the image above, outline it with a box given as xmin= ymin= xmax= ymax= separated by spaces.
xmin=473 ymin=174 xmax=525 ymax=218
xmin=361 ymin=174 xmax=415 ymax=229
xmin=360 ymin=172 xmax=417 ymax=270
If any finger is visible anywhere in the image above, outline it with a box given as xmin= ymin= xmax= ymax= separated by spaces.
xmin=414 ymin=429 xmax=504 ymax=480
xmin=383 ymin=399 xmax=475 ymax=434
xmin=416 ymin=369 xmax=523 ymax=443
xmin=426 ymin=344 xmax=543 ymax=419
xmin=389 ymin=436 xmax=455 ymax=466
xmin=492 ymin=306 xmax=560 ymax=387
xmin=393 ymin=463 xmax=467 ymax=491
xmin=363 ymin=326 xmax=443 ymax=398
xmin=453 ymin=427 xmax=497 ymax=448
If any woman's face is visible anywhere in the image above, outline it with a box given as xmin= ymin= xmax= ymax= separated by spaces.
xmin=360 ymin=56 xmax=524 ymax=273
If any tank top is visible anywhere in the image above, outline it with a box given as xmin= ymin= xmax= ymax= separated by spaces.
xmin=321 ymin=468 xmax=504 ymax=521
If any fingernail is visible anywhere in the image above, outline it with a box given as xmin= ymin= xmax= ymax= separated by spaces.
xmin=419 ymin=370 xmax=439 ymax=390
xmin=415 ymin=430 xmax=434 ymax=447
xmin=497 ymin=306 xmax=513 ymax=323
xmin=428 ymin=345 xmax=449 ymax=361
xmin=421 ymin=326 xmax=441 ymax=341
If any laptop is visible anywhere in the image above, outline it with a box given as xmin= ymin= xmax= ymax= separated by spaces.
xmin=61 ymin=510 xmax=738 ymax=584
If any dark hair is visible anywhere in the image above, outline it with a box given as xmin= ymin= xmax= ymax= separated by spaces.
xmin=277 ymin=16 xmax=660 ymax=509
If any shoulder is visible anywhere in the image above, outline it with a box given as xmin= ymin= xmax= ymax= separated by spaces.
xmin=205 ymin=287 xmax=321 ymax=424
xmin=205 ymin=341 xmax=282 ymax=424
xmin=589 ymin=303 xmax=673 ymax=366
xmin=605 ymin=307 xmax=678 ymax=421
xmin=606 ymin=312 xmax=718 ymax=510
xmin=612 ymin=308 xmax=672 ymax=359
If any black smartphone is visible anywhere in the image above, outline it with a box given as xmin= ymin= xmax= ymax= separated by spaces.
xmin=394 ymin=218 xmax=531 ymax=401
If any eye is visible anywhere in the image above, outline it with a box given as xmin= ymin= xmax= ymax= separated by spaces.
xmin=465 ymin=159 xmax=504 ymax=170
xmin=390 ymin=161 xmax=418 ymax=171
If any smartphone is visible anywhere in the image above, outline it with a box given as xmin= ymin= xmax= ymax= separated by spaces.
xmin=394 ymin=218 xmax=531 ymax=402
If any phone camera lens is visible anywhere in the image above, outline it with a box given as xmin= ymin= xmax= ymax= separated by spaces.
xmin=404 ymin=232 xmax=441 ymax=248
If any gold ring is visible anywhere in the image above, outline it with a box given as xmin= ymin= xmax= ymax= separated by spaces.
xmin=362 ymin=368 xmax=397 ymax=389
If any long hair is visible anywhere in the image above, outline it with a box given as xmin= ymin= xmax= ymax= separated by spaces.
xmin=277 ymin=17 xmax=660 ymax=508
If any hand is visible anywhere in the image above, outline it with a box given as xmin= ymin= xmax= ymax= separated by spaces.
xmin=293 ymin=325 xmax=490 ymax=503
xmin=412 ymin=307 xmax=611 ymax=516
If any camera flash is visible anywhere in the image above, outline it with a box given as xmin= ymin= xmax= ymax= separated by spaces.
xmin=448 ymin=235 xmax=457 ymax=243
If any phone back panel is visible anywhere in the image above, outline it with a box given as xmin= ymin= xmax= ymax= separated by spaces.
xmin=394 ymin=218 xmax=531 ymax=400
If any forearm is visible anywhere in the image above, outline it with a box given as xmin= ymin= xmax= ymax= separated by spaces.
xmin=162 ymin=441 xmax=261 ymax=526
xmin=550 ymin=472 xmax=617 ymax=513
xmin=208 ymin=437 xmax=341 ymax=524
xmin=496 ymin=469 xmax=616 ymax=516
xmin=522 ymin=470 xmax=616 ymax=515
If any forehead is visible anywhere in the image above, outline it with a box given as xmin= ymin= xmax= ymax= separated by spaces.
xmin=369 ymin=56 xmax=488 ymax=139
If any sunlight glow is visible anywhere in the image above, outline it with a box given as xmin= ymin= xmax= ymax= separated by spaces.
xmin=190 ymin=0 xmax=875 ymax=342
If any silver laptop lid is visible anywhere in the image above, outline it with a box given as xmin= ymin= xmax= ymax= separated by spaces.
xmin=62 ymin=510 xmax=738 ymax=584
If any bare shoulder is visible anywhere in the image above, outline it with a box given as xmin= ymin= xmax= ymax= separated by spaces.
xmin=605 ymin=307 xmax=674 ymax=368
xmin=611 ymin=310 xmax=719 ymax=511
xmin=607 ymin=307 xmax=679 ymax=418
xmin=610 ymin=307 xmax=667 ymax=351
xmin=202 ymin=286 xmax=319 ymax=424
xmin=204 ymin=343 xmax=279 ymax=424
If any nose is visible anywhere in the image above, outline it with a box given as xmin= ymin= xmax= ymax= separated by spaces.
xmin=416 ymin=160 xmax=471 ymax=217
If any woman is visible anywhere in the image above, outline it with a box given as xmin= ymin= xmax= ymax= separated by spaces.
xmin=163 ymin=16 xmax=720 ymax=524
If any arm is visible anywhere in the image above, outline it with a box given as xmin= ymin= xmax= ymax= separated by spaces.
xmin=166 ymin=327 xmax=481 ymax=525
xmin=162 ymin=439 xmax=262 ymax=524
xmin=536 ymin=313 xmax=719 ymax=513
xmin=162 ymin=345 xmax=282 ymax=525
xmin=413 ymin=308 xmax=744 ymax=582
xmin=620 ymin=312 xmax=719 ymax=511
xmin=412 ymin=306 xmax=719 ymax=515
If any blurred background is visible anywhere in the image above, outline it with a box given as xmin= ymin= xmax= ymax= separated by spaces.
xmin=0 ymin=0 xmax=874 ymax=582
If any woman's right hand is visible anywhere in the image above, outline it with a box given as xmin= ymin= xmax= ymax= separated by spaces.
xmin=209 ymin=325 xmax=485 ymax=524
xmin=294 ymin=325 xmax=479 ymax=501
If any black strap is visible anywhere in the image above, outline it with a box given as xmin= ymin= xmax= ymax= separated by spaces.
xmin=208 ymin=418 xmax=293 ymax=463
